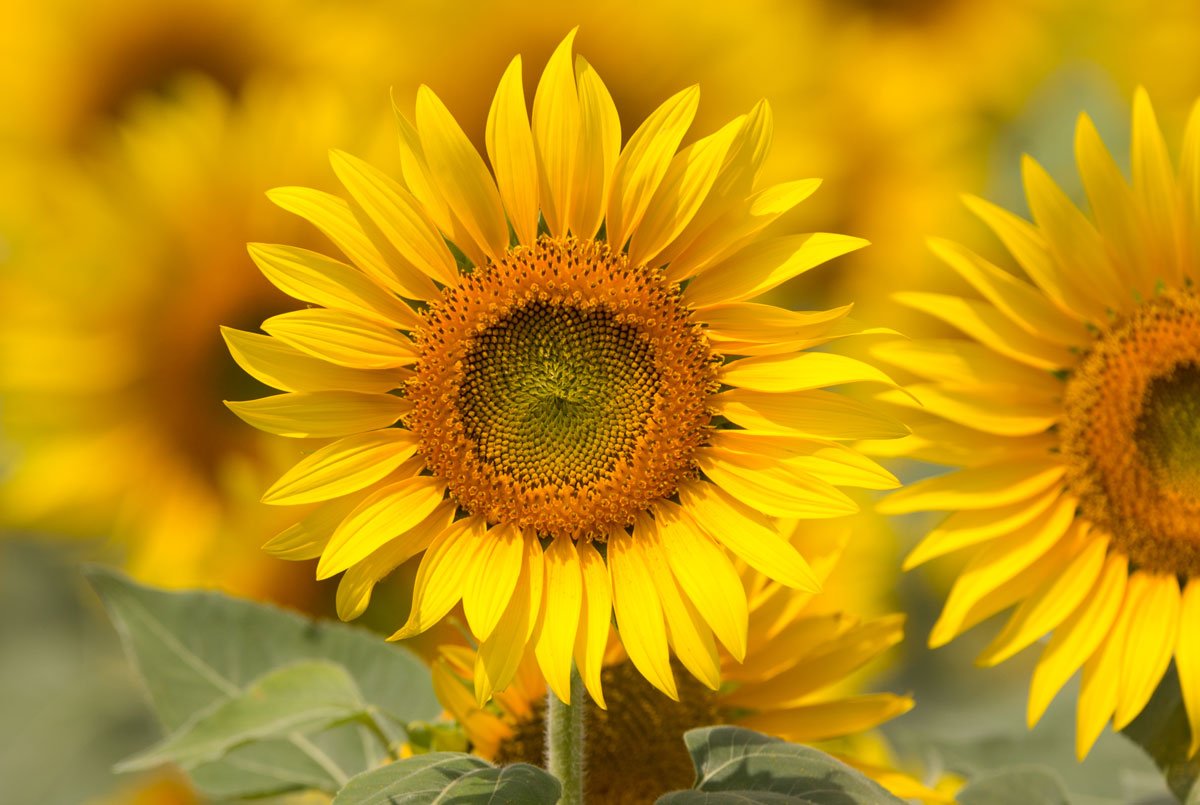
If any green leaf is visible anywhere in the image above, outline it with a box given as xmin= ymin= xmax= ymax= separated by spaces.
xmin=1121 ymin=665 xmax=1200 ymax=802
xmin=956 ymin=766 xmax=1070 ymax=805
xmin=119 ymin=661 xmax=367 ymax=771
xmin=657 ymin=726 xmax=905 ymax=804
xmin=87 ymin=566 xmax=441 ymax=798
xmin=331 ymin=753 xmax=561 ymax=804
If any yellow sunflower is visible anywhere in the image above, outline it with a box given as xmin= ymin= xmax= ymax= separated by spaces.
xmin=429 ymin=516 xmax=942 ymax=803
xmin=871 ymin=89 xmax=1200 ymax=758
xmin=227 ymin=30 xmax=906 ymax=706
xmin=0 ymin=77 xmax=395 ymax=600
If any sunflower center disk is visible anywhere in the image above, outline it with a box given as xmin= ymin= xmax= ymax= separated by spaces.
xmin=1062 ymin=289 xmax=1200 ymax=575
xmin=407 ymin=237 xmax=718 ymax=540
xmin=494 ymin=660 xmax=721 ymax=801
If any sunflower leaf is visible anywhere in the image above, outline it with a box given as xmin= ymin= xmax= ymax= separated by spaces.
xmin=87 ymin=566 xmax=440 ymax=798
xmin=330 ymin=754 xmax=561 ymax=804
xmin=657 ymin=725 xmax=905 ymax=804
xmin=1121 ymin=666 xmax=1200 ymax=802
xmin=955 ymin=766 xmax=1070 ymax=805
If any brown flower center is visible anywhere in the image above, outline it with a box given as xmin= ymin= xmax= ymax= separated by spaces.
xmin=1062 ymin=289 xmax=1200 ymax=575
xmin=407 ymin=237 xmax=718 ymax=540
xmin=493 ymin=660 xmax=722 ymax=804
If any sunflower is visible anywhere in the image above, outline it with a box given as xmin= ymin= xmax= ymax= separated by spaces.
xmin=871 ymin=89 xmax=1200 ymax=758
xmin=226 ymin=30 xmax=906 ymax=705
xmin=429 ymin=515 xmax=944 ymax=803
xmin=0 ymin=77 xmax=396 ymax=600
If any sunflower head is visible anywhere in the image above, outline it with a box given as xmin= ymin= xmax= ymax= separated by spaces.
xmin=227 ymin=29 xmax=904 ymax=707
xmin=873 ymin=89 xmax=1200 ymax=758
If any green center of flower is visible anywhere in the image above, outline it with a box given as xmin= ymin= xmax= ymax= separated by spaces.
xmin=407 ymin=237 xmax=718 ymax=540
xmin=459 ymin=301 xmax=659 ymax=488
xmin=1135 ymin=362 xmax=1200 ymax=499
xmin=1062 ymin=289 xmax=1200 ymax=575
xmin=493 ymin=660 xmax=721 ymax=802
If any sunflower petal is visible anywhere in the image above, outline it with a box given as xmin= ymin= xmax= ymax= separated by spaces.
xmin=608 ymin=528 xmax=678 ymax=699
xmin=877 ymin=383 xmax=1059 ymax=437
xmin=722 ymin=351 xmax=899 ymax=394
xmin=262 ymin=429 xmax=418 ymax=505
xmin=1077 ymin=571 xmax=1143 ymax=759
xmin=535 ymin=537 xmax=583 ymax=704
xmin=531 ymin=31 xmax=581 ymax=236
xmin=486 ymin=55 xmax=539 ymax=245
xmin=678 ymin=481 xmax=821 ymax=591
xmin=697 ymin=450 xmax=859 ymax=519
xmin=475 ymin=535 xmax=540 ymax=705
xmin=902 ymin=488 xmax=1061 ymax=569
xmin=1131 ymin=87 xmax=1185 ymax=288
xmin=1113 ymin=572 xmax=1181 ymax=729
xmin=606 ymin=86 xmax=700 ymax=250
xmin=1075 ymin=113 xmax=1146 ymax=295
xmin=1176 ymin=578 xmax=1200 ymax=757
xmin=225 ymin=391 xmax=409 ymax=439
xmin=463 ymin=523 xmax=525 ymax=642
xmin=247 ymin=243 xmax=420 ymax=329
xmin=262 ymin=309 xmax=415 ymax=370
xmin=740 ymin=694 xmax=913 ymax=743
xmin=390 ymin=516 xmax=487 ymax=640
xmin=221 ymin=328 xmax=401 ymax=394
xmin=574 ymin=540 xmax=612 ymax=709
xmin=570 ymin=55 xmax=621 ymax=239
xmin=877 ymin=460 xmax=1065 ymax=514
xmin=715 ymin=389 xmax=909 ymax=441
xmin=316 ymin=475 xmax=447 ymax=579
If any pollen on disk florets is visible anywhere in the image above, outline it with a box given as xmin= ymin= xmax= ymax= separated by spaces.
xmin=1062 ymin=288 xmax=1200 ymax=575
xmin=406 ymin=236 xmax=720 ymax=540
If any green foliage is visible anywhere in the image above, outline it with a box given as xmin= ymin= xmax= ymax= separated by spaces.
xmin=1122 ymin=666 xmax=1200 ymax=802
xmin=656 ymin=726 xmax=905 ymax=804
xmin=88 ymin=567 xmax=440 ymax=799
xmin=955 ymin=766 xmax=1070 ymax=805
xmin=331 ymin=754 xmax=560 ymax=804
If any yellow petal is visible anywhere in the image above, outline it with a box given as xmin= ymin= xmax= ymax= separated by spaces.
xmin=225 ymin=391 xmax=409 ymax=439
xmin=664 ymin=174 xmax=820 ymax=283
xmin=475 ymin=535 xmax=540 ymax=705
xmin=390 ymin=516 xmax=487 ymax=640
xmin=927 ymin=237 xmax=1089 ymax=348
xmin=902 ymin=488 xmax=1061 ymax=570
xmin=574 ymin=540 xmax=612 ymax=709
xmin=1022 ymin=155 xmax=1128 ymax=314
xmin=722 ymin=351 xmax=899 ymax=394
xmin=684 ymin=233 xmax=868 ymax=308
xmin=247 ymin=243 xmax=420 ymax=330
xmin=1113 ymin=572 xmax=1181 ymax=729
xmin=637 ymin=514 xmax=720 ymax=690
xmin=703 ymin=303 xmax=852 ymax=345
xmin=415 ymin=86 xmax=509 ymax=261
xmin=462 ymin=523 xmax=525 ymax=643
xmin=715 ymin=388 xmax=909 ymax=441
xmin=266 ymin=186 xmax=432 ymax=301
xmin=335 ymin=500 xmax=455 ymax=620
xmin=1131 ymin=87 xmax=1185 ymax=288
xmin=608 ymin=528 xmax=678 ymax=700
xmin=711 ymin=431 xmax=898 ymax=490
xmin=977 ymin=532 xmax=1109 ymax=666
xmin=877 ymin=383 xmax=1059 ymax=437
xmin=655 ymin=502 xmax=748 ymax=662
xmin=629 ymin=116 xmax=741 ymax=267
xmin=1076 ymin=573 xmax=1141 ymax=759
xmin=863 ymin=421 xmax=1056 ymax=470
xmin=1175 ymin=578 xmax=1200 ymax=757
xmin=697 ymin=450 xmax=859 ymax=519
xmin=1075 ymin=113 xmax=1146 ymax=296
xmin=606 ymin=86 xmax=700 ymax=250
xmin=964 ymin=194 xmax=1103 ymax=323
xmin=535 ymin=536 xmax=583 ymax=704
xmin=1181 ymin=101 xmax=1200 ymax=282
xmin=486 ymin=55 xmax=539 ymax=245
xmin=678 ymin=480 xmax=821 ymax=591
xmin=1027 ymin=552 xmax=1126 ymax=727
xmin=221 ymin=327 xmax=401 ymax=394
xmin=929 ymin=498 xmax=1077 ymax=647
xmin=531 ymin=31 xmax=580 ymax=237
xmin=877 ymin=460 xmax=1066 ymax=515
xmin=262 ymin=309 xmax=415 ymax=370
xmin=315 ymin=475 xmax=446 ymax=579
xmin=329 ymin=149 xmax=458 ymax=287
xmin=894 ymin=292 xmax=1075 ymax=371
xmin=262 ymin=497 xmax=360 ymax=559
xmin=263 ymin=429 xmax=418 ymax=505
xmin=570 ymin=55 xmax=620 ymax=239
xmin=739 ymin=694 xmax=913 ymax=743
xmin=872 ymin=338 xmax=1062 ymax=394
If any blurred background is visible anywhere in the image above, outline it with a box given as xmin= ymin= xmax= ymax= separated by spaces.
xmin=0 ymin=0 xmax=1195 ymax=801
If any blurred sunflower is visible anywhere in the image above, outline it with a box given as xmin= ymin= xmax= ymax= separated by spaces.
xmin=871 ymin=90 xmax=1200 ymax=758
xmin=430 ymin=516 xmax=944 ymax=803
xmin=227 ymin=30 xmax=907 ymax=704
xmin=0 ymin=77 xmax=395 ymax=600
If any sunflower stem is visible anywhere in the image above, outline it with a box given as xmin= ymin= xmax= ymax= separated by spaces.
xmin=546 ymin=666 xmax=585 ymax=805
